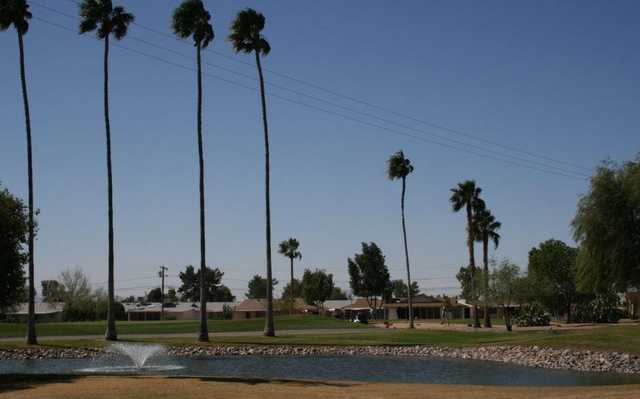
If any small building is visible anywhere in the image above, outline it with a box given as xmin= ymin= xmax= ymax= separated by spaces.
xmin=342 ymin=298 xmax=380 ymax=320
xmin=322 ymin=299 xmax=354 ymax=317
xmin=232 ymin=299 xmax=273 ymax=320
xmin=384 ymin=294 xmax=470 ymax=320
xmin=4 ymin=302 xmax=65 ymax=323
xmin=124 ymin=302 xmax=235 ymax=321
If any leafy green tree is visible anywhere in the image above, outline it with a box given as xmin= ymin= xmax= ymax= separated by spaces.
xmin=389 ymin=279 xmax=420 ymax=299
xmin=456 ymin=265 xmax=483 ymax=307
xmin=0 ymin=185 xmax=28 ymax=315
xmin=172 ymin=0 xmax=214 ymax=343
xmin=166 ymin=288 xmax=178 ymax=303
xmin=246 ymin=275 xmax=278 ymax=300
xmin=450 ymin=180 xmax=485 ymax=328
xmin=348 ymin=242 xmax=391 ymax=311
xmin=146 ymin=287 xmax=162 ymax=303
xmin=528 ymin=239 xmax=578 ymax=322
xmin=329 ymin=287 xmax=349 ymax=300
xmin=489 ymin=259 xmax=520 ymax=331
xmin=387 ymin=150 xmax=416 ymax=328
xmin=572 ymin=158 xmax=640 ymax=292
xmin=177 ymin=265 xmax=234 ymax=302
xmin=41 ymin=280 xmax=65 ymax=303
xmin=78 ymin=0 xmax=134 ymax=342
xmin=301 ymin=269 xmax=334 ymax=308
xmin=278 ymin=238 xmax=301 ymax=314
xmin=280 ymin=278 xmax=302 ymax=300
xmin=474 ymin=208 xmax=501 ymax=327
xmin=1 ymin=0 xmax=37 ymax=345
xmin=229 ymin=8 xmax=275 ymax=337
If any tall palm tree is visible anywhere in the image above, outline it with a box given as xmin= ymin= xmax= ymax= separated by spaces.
xmin=229 ymin=8 xmax=275 ymax=337
xmin=474 ymin=208 xmax=501 ymax=328
xmin=78 ymin=0 xmax=134 ymax=341
xmin=278 ymin=238 xmax=302 ymax=315
xmin=1 ymin=0 xmax=37 ymax=345
xmin=387 ymin=151 xmax=415 ymax=328
xmin=450 ymin=180 xmax=485 ymax=328
xmin=172 ymin=0 xmax=214 ymax=343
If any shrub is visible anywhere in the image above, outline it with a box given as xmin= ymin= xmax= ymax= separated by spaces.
xmin=514 ymin=304 xmax=550 ymax=327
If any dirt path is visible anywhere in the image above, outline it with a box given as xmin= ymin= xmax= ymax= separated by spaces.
xmin=1 ymin=375 xmax=639 ymax=399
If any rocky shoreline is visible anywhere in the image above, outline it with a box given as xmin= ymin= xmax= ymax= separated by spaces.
xmin=1 ymin=344 xmax=639 ymax=375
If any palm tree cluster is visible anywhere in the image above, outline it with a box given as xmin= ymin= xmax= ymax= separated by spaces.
xmin=2 ymin=0 xmax=278 ymax=343
xmin=2 ymin=0 xmax=504 ymax=344
xmin=450 ymin=180 xmax=501 ymax=328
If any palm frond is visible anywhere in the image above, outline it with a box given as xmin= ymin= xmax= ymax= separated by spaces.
xmin=229 ymin=8 xmax=270 ymax=55
xmin=0 ymin=0 xmax=31 ymax=34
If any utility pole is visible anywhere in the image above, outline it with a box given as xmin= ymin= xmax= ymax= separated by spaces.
xmin=158 ymin=266 xmax=168 ymax=320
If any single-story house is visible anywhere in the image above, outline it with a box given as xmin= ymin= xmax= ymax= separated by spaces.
xmin=3 ymin=302 xmax=65 ymax=323
xmin=276 ymin=298 xmax=318 ymax=314
xmin=124 ymin=302 xmax=236 ymax=321
xmin=322 ymin=299 xmax=354 ymax=317
xmin=342 ymin=298 xmax=383 ymax=320
xmin=384 ymin=294 xmax=470 ymax=320
xmin=232 ymin=299 xmax=275 ymax=320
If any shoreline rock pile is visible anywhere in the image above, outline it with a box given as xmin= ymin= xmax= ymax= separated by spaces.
xmin=1 ymin=344 xmax=639 ymax=374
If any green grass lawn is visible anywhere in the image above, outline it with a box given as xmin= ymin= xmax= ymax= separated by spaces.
xmin=0 ymin=317 xmax=640 ymax=354
xmin=0 ymin=315 xmax=367 ymax=338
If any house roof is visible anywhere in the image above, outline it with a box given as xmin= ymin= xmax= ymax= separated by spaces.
xmin=342 ymin=298 xmax=372 ymax=310
xmin=234 ymin=299 xmax=267 ymax=312
xmin=323 ymin=300 xmax=353 ymax=310
xmin=5 ymin=302 xmax=64 ymax=315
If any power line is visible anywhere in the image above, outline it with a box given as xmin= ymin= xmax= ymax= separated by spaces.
xmin=29 ymin=5 xmax=590 ymax=180
xmin=54 ymin=0 xmax=591 ymax=174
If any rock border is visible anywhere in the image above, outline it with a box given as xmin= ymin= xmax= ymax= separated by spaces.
xmin=1 ymin=345 xmax=639 ymax=375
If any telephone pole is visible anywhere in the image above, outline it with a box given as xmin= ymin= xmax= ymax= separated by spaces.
xmin=158 ymin=266 xmax=168 ymax=320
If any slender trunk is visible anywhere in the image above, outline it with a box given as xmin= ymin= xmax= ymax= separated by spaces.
xmin=104 ymin=35 xmax=117 ymax=341
xmin=290 ymin=257 xmax=294 ymax=315
xmin=256 ymin=52 xmax=275 ymax=337
xmin=466 ymin=203 xmax=480 ymax=328
xmin=483 ymin=235 xmax=491 ymax=328
xmin=401 ymin=177 xmax=414 ymax=328
xmin=19 ymin=32 xmax=37 ymax=345
xmin=196 ymin=43 xmax=209 ymax=342
xmin=566 ymin=299 xmax=572 ymax=324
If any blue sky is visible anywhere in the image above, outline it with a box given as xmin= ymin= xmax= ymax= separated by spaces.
xmin=1 ymin=0 xmax=638 ymax=300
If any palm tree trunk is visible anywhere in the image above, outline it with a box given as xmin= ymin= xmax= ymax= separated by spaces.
xmin=483 ymin=235 xmax=491 ymax=328
xmin=18 ymin=31 xmax=37 ymax=346
xmin=196 ymin=43 xmax=209 ymax=343
xmin=103 ymin=35 xmax=117 ymax=342
xmin=289 ymin=257 xmax=294 ymax=316
xmin=401 ymin=177 xmax=414 ymax=329
xmin=466 ymin=204 xmax=480 ymax=328
xmin=255 ymin=52 xmax=275 ymax=337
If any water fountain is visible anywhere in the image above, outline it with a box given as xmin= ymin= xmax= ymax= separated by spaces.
xmin=108 ymin=343 xmax=166 ymax=369
xmin=76 ymin=342 xmax=184 ymax=373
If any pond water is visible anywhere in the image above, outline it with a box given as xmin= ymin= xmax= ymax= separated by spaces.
xmin=2 ymin=355 xmax=640 ymax=386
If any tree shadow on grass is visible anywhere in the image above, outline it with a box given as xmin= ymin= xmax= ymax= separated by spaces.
xmin=166 ymin=375 xmax=355 ymax=388
xmin=0 ymin=374 xmax=80 ymax=394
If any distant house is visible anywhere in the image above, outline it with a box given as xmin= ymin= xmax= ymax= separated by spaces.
xmin=322 ymin=299 xmax=354 ymax=317
xmin=124 ymin=302 xmax=235 ymax=321
xmin=342 ymin=298 xmax=379 ymax=320
xmin=4 ymin=302 xmax=64 ymax=323
xmin=232 ymin=299 xmax=272 ymax=320
xmin=277 ymin=298 xmax=319 ymax=314
xmin=384 ymin=294 xmax=470 ymax=320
